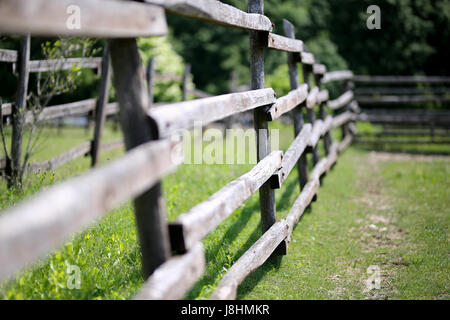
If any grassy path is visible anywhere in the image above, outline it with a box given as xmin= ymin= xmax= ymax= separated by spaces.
xmin=239 ymin=149 xmax=449 ymax=299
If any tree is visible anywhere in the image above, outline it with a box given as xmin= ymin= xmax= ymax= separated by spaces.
xmin=0 ymin=38 xmax=98 ymax=189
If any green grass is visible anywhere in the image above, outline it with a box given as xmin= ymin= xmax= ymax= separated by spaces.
xmin=0 ymin=122 xmax=448 ymax=300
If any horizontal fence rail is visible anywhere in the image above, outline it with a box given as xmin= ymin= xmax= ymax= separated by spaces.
xmin=0 ymin=139 xmax=182 ymax=280
xmin=0 ymin=0 xmax=168 ymax=38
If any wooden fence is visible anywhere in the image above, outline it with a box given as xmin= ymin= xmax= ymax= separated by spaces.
xmin=1 ymin=0 xmax=360 ymax=300
xmin=353 ymin=76 xmax=450 ymax=145
xmin=0 ymin=38 xmax=210 ymax=175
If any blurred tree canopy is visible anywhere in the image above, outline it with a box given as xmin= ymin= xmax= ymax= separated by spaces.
xmin=168 ymin=0 xmax=450 ymax=94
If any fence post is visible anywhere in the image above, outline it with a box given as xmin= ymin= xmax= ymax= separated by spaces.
xmin=147 ymin=57 xmax=155 ymax=108
xmin=249 ymin=0 xmax=277 ymax=235
xmin=91 ymin=44 xmax=112 ymax=167
xmin=9 ymin=34 xmax=30 ymax=187
xmin=283 ymin=19 xmax=309 ymax=190
xmin=314 ymin=72 xmax=332 ymax=156
xmin=302 ymin=61 xmax=320 ymax=166
xmin=182 ymin=63 xmax=191 ymax=101
xmin=109 ymin=39 xmax=171 ymax=279
xmin=342 ymin=80 xmax=353 ymax=138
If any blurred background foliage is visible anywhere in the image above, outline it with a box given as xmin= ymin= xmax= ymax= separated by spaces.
xmin=0 ymin=0 xmax=449 ymax=102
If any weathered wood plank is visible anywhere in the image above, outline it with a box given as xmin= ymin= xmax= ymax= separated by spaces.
xmin=309 ymin=120 xmax=324 ymax=148
xmin=0 ymin=49 xmax=17 ymax=63
xmin=24 ymin=99 xmax=97 ymax=124
xmin=266 ymin=84 xmax=308 ymax=120
xmin=356 ymin=95 xmax=450 ymax=104
xmin=210 ymin=220 xmax=289 ymax=300
xmin=333 ymin=111 xmax=356 ymax=128
xmin=105 ymin=102 xmax=119 ymax=116
xmin=349 ymin=100 xmax=361 ymax=114
xmin=146 ymin=0 xmax=272 ymax=31
xmin=91 ymin=47 xmax=112 ymax=167
xmin=134 ymin=243 xmax=205 ymax=300
xmin=29 ymin=57 xmax=102 ymax=73
xmin=353 ymin=75 xmax=450 ymax=84
xmin=322 ymin=70 xmax=354 ymax=83
xmin=321 ymin=115 xmax=333 ymax=136
xmin=149 ymin=88 xmax=276 ymax=138
xmin=338 ymin=135 xmax=353 ymax=153
xmin=313 ymin=64 xmax=326 ymax=75
xmin=300 ymin=52 xmax=314 ymax=65
xmin=109 ymin=38 xmax=172 ymax=279
xmin=267 ymin=33 xmax=303 ymax=53
xmin=283 ymin=19 xmax=309 ymax=190
xmin=169 ymin=151 xmax=283 ymax=252
xmin=0 ymin=0 xmax=168 ymax=38
xmin=306 ymin=86 xmax=319 ymax=108
xmin=317 ymin=89 xmax=329 ymax=104
xmin=1 ymin=103 xmax=12 ymax=116
xmin=328 ymin=91 xmax=354 ymax=110
xmin=285 ymin=179 xmax=319 ymax=246
xmin=99 ymin=139 xmax=124 ymax=153
xmin=250 ymin=0 xmax=278 ymax=237
xmin=0 ymin=139 xmax=182 ymax=281
xmin=270 ymin=125 xmax=311 ymax=189
xmin=27 ymin=141 xmax=91 ymax=173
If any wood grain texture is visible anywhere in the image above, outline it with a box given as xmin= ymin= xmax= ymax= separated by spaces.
xmin=29 ymin=57 xmax=101 ymax=73
xmin=306 ymin=86 xmax=319 ymax=108
xmin=338 ymin=135 xmax=353 ymax=153
xmin=146 ymin=0 xmax=273 ymax=31
xmin=1 ymin=103 xmax=12 ymax=116
xmin=0 ymin=0 xmax=168 ymax=38
xmin=322 ymin=70 xmax=354 ymax=83
xmin=270 ymin=124 xmax=311 ymax=189
xmin=313 ymin=64 xmax=326 ymax=75
xmin=309 ymin=120 xmax=324 ymax=148
xmin=169 ymin=151 xmax=283 ymax=252
xmin=0 ymin=139 xmax=182 ymax=281
xmin=27 ymin=141 xmax=91 ymax=173
xmin=210 ymin=220 xmax=289 ymax=300
xmin=110 ymin=38 xmax=172 ymax=279
xmin=134 ymin=243 xmax=205 ymax=300
xmin=321 ymin=115 xmax=333 ymax=136
xmin=328 ymin=91 xmax=354 ymax=110
xmin=300 ymin=52 xmax=314 ymax=65
xmin=285 ymin=179 xmax=319 ymax=246
xmin=333 ymin=111 xmax=356 ymax=128
xmin=24 ymin=99 xmax=97 ymax=124
xmin=317 ymin=89 xmax=329 ymax=104
xmin=0 ymin=48 xmax=17 ymax=62
xmin=149 ymin=88 xmax=276 ymax=138
xmin=267 ymin=33 xmax=303 ymax=52
xmin=91 ymin=46 xmax=112 ymax=167
xmin=266 ymin=84 xmax=308 ymax=120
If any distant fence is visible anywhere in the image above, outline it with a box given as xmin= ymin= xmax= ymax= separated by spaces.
xmin=0 ymin=0 xmax=401 ymax=300
xmin=353 ymin=76 xmax=450 ymax=145
xmin=0 ymin=38 xmax=210 ymax=174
